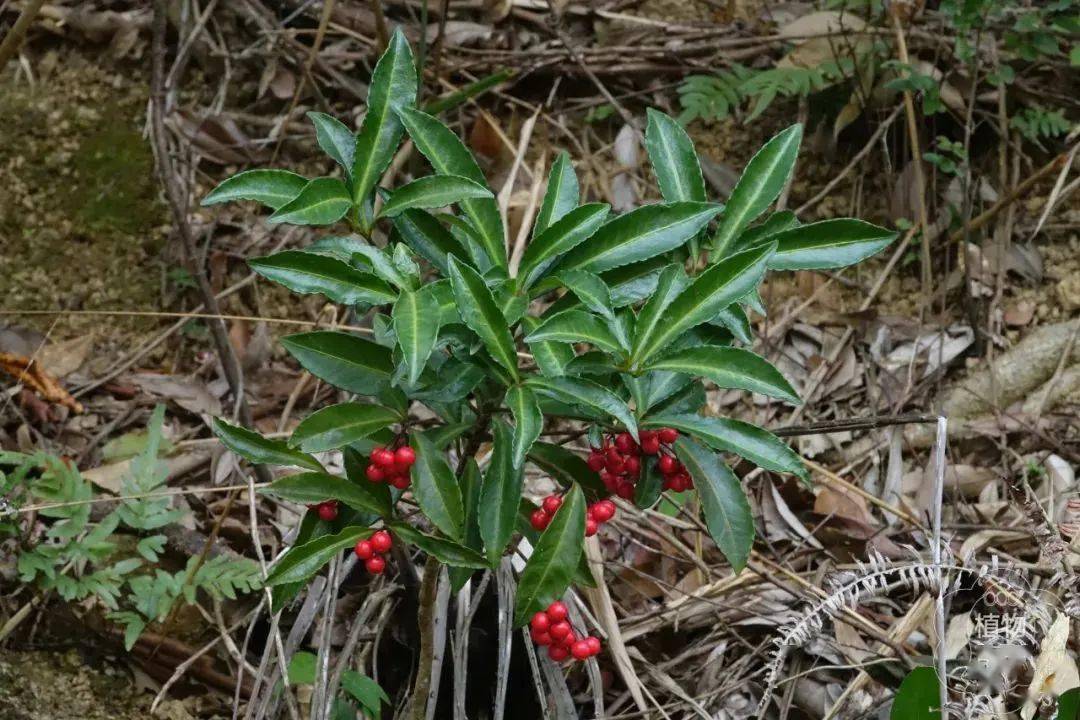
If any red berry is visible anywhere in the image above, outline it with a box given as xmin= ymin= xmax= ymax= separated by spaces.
xmin=548 ymin=645 xmax=569 ymax=662
xmin=658 ymin=455 xmax=677 ymax=474
xmin=587 ymin=452 xmax=606 ymax=472
xmin=585 ymin=636 xmax=601 ymax=655
xmin=606 ymin=456 xmax=625 ymax=474
xmin=542 ymin=495 xmax=562 ymax=515
xmin=531 ymin=612 xmax=550 ymax=632
xmin=530 ymin=509 xmax=550 ymax=531
xmin=614 ymin=433 xmax=634 ymax=454
xmin=639 ymin=430 xmax=656 ymax=443
xmin=585 ymin=519 xmax=598 ymax=537
xmin=354 ymin=540 xmax=374 ymax=560
xmin=393 ymin=459 xmax=413 ymax=475
xmin=546 ymin=601 xmax=568 ymax=623
xmin=571 ymin=640 xmax=592 ymax=660
xmin=365 ymin=556 xmax=386 ymax=574
xmin=616 ymin=482 xmax=635 ymax=499
xmin=659 ymin=428 xmax=679 ymax=444
xmin=592 ymin=500 xmax=616 ymax=523
xmin=317 ymin=502 xmax=338 ymax=521
xmin=640 ymin=436 xmax=661 ymax=455
xmin=599 ymin=471 xmax=616 ymax=490
xmin=531 ymin=629 xmax=552 ymax=646
xmin=549 ymin=621 xmax=572 ymax=641
xmin=390 ymin=475 xmax=410 ymax=490
xmin=605 ymin=447 xmax=622 ymax=464
xmin=394 ymin=445 xmax=416 ymax=466
xmin=371 ymin=530 xmax=392 ymax=554
xmin=365 ymin=465 xmax=385 ymax=482
xmin=624 ymin=456 xmax=640 ymax=475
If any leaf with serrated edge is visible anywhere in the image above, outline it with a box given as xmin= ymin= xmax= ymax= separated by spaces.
xmin=505 ymin=385 xmax=542 ymax=470
xmin=249 ymin=251 xmax=396 ymax=305
xmin=521 ymin=316 xmax=574 ymax=378
xmin=447 ymin=257 xmax=519 ymax=382
xmin=266 ymin=526 xmax=370 ymax=586
xmin=555 ymin=269 xmax=614 ymax=321
xmin=410 ymin=432 xmax=465 ymax=540
xmin=648 ymin=413 xmax=805 ymax=478
xmin=262 ymin=471 xmax=388 ymax=516
xmin=289 ymin=403 xmax=399 ymax=453
xmin=478 ymin=420 xmax=524 ymax=566
xmin=645 ymin=108 xmax=706 ymax=203
xmin=524 ymin=310 xmax=623 ymax=355
xmin=673 ymin=437 xmax=753 ymax=572
xmin=280 ymin=331 xmax=394 ymax=396
xmin=268 ymin=177 xmax=352 ymax=226
xmin=763 ymin=219 xmax=896 ymax=270
xmin=646 ymin=346 xmax=799 ymax=404
xmin=378 ymin=175 xmax=493 ymax=218
xmin=518 ymin=203 xmax=610 ymax=289
xmin=632 ymin=242 xmax=774 ymax=367
xmin=525 ymin=375 xmax=637 ymax=440
xmin=630 ymin=264 xmax=689 ymax=364
xmin=711 ymin=124 xmax=802 ymax=258
xmin=308 ymin=112 xmax=356 ymax=173
xmin=212 ymin=418 xmax=322 ymax=471
xmin=202 ymin=169 xmax=308 ymax=210
xmin=392 ymin=287 xmax=440 ymax=385
xmin=534 ymin=151 xmax=579 ymax=237
xmin=557 ymin=202 xmax=721 ymax=275
xmin=513 ymin=484 xmax=586 ymax=625
xmin=391 ymin=209 xmax=470 ymax=276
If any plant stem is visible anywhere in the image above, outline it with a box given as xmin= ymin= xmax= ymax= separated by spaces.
xmin=411 ymin=554 xmax=440 ymax=720
xmin=0 ymin=0 xmax=45 ymax=72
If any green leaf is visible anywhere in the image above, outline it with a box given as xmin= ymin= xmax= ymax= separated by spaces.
xmin=1056 ymin=687 xmax=1079 ymax=720
xmin=526 ymin=442 xmax=605 ymax=496
xmin=336 ymin=240 xmax=412 ymax=290
xmin=410 ymin=431 xmax=465 ymax=540
xmin=505 ymin=385 xmax=542 ymax=470
xmin=634 ymin=455 xmax=664 ymax=508
xmin=266 ymin=526 xmax=371 ymax=586
xmin=388 ymin=523 xmax=488 ymax=568
xmin=521 ymin=315 xmax=575 ymax=378
xmin=307 ymin=112 xmax=356 ymax=173
xmin=524 ymin=310 xmax=623 ymax=355
xmin=630 ymin=264 xmax=689 ymax=364
xmin=645 ymin=108 xmax=706 ymax=203
xmin=398 ymin=106 xmax=505 ymax=269
xmin=268 ymin=177 xmax=352 ymax=226
xmin=711 ymin=305 xmax=752 ymax=344
xmin=351 ymin=29 xmax=417 ymax=206
xmin=557 ymin=202 xmax=721 ymax=275
xmin=212 ymin=419 xmax=323 ymax=471
xmin=201 ymin=169 xmax=307 ymax=210
xmin=534 ymin=151 xmax=579 ymax=237
xmin=447 ymin=257 xmax=519 ymax=382
xmin=342 ymin=447 xmax=393 ymax=517
xmin=762 ymin=219 xmax=897 ymax=270
xmin=645 ymin=346 xmax=799 ymax=404
xmin=890 ymin=667 xmax=941 ymax=720
xmin=281 ymin=331 xmax=394 ymax=395
xmin=288 ymin=652 xmax=318 ymax=684
xmin=712 ymin=124 xmax=802 ymax=258
xmin=249 ymin=250 xmax=396 ymax=306
xmin=450 ymin=459 xmax=484 ymax=590
xmin=289 ymin=403 xmax=399 ymax=453
xmin=340 ymin=672 xmax=389 ymax=717
xmin=648 ymin=413 xmax=805 ymax=478
xmin=525 ymin=375 xmax=637 ymax=439
xmin=391 ymin=209 xmax=470 ymax=276
xmin=673 ymin=437 xmax=753 ymax=572
xmin=513 ymin=483 xmax=586 ymax=625
xmin=554 ymin=269 xmax=615 ymax=321
xmin=631 ymin=242 xmax=775 ymax=368
xmin=478 ymin=420 xmax=525 ymax=566
xmin=262 ymin=471 xmax=389 ymax=517
xmin=392 ymin=287 xmax=440 ymax=385
xmin=518 ymin=203 xmax=610 ymax=289
xmin=378 ymin=175 xmax=493 ymax=218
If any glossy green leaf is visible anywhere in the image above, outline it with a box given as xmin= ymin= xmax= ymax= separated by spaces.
xmin=212 ymin=418 xmax=322 ymax=471
xmin=398 ymin=106 xmax=505 ymax=269
xmin=557 ymin=202 xmax=721 ymax=275
xmin=339 ymin=671 xmax=389 ymax=716
xmin=740 ymin=210 xmax=799 ymax=247
xmin=450 ymin=459 xmax=484 ymax=590
xmin=630 ymin=264 xmax=689 ymax=364
xmin=513 ymin=483 xmax=586 ymax=625
xmin=534 ymin=151 xmax=579 ymax=237
xmin=308 ymin=112 xmax=356 ymax=173
xmin=342 ymin=447 xmax=393 ymax=517
xmin=673 ymin=437 xmax=753 ymax=572
xmin=505 ymin=385 xmax=542 ymax=470
xmin=712 ymin=124 xmax=802 ymax=258
xmin=332 ymin=240 xmax=410 ymax=289
xmin=249 ymin=251 xmax=396 ymax=306
xmin=388 ymin=523 xmax=488 ymax=569
xmin=524 ymin=310 xmax=623 ymax=355
xmin=1056 ymin=687 xmax=1079 ymax=720
xmin=711 ymin=305 xmax=752 ymax=344
xmin=378 ymin=175 xmax=493 ymax=218
xmin=447 ymin=257 xmax=519 ymax=382
xmin=645 ymin=108 xmax=706 ymax=203
xmin=525 ymin=375 xmax=637 ymax=440
xmin=281 ymin=331 xmax=394 ymax=395
xmin=351 ymin=29 xmax=417 ymax=206
xmin=764 ymin=219 xmax=897 ymax=270
xmin=266 ymin=526 xmax=370 ymax=586
xmin=634 ymin=455 xmax=664 ymax=508
xmin=890 ymin=667 xmax=941 ymax=720
xmin=521 ymin=315 xmax=574 ymax=378
xmin=289 ymin=403 xmax=399 ymax=453
xmin=646 ymin=346 xmax=799 ymax=404
xmin=631 ymin=242 xmax=775 ymax=367
xmin=604 ymin=256 xmax=671 ymax=307
xmin=518 ymin=203 xmax=610 ymax=289
xmin=262 ymin=472 xmax=388 ymax=517
xmin=202 ymin=169 xmax=307 ymax=210
xmin=526 ymin=442 xmax=605 ymax=496
xmin=478 ymin=420 xmax=524 ymax=566
xmin=410 ymin=431 xmax=464 ymax=540
xmin=391 ymin=209 xmax=469 ymax=276
xmin=268 ymin=177 xmax=352 ymax=226
xmin=392 ymin=286 xmax=440 ymax=385
xmin=648 ymin=413 xmax=805 ymax=478
xmin=554 ymin=269 xmax=614 ymax=321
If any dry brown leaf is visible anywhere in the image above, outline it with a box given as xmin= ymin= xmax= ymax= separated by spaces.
xmin=38 ymin=335 xmax=93 ymax=378
xmin=0 ymin=352 xmax=83 ymax=413
xmin=814 ymin=485 xmax=875 ymax=525
xmin=1022 ymin=613 xmax=1080 ymax=719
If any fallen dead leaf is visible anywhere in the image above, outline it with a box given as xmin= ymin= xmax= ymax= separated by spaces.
xmin=0 ymin=352 xmax=83 ymax=413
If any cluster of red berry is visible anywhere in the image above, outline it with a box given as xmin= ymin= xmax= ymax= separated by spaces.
xmin=353 ymin=529 xmax=393 ymax=575
xmin=530 ymin=601 xmax=602 ymax=662
xmin=529 ymin=495 xmax=616 ymax=537
xmin=363 ymin=443 xmax=416 ymax=489
xmin=587 ymin=428 xmax=689 ymax=496
xmin=309 ymin=500 xmax=339 ymax=521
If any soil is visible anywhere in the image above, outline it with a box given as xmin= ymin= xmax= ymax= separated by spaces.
xmin=0 ymin=649 xmax=151 ymax=720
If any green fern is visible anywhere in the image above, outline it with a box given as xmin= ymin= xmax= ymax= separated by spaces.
xmin=1011 ymin=106 xmax=1071 ymax=145
xmin=185 ymin=554 xmax=262 ymax=603
xmin=677 ymin=65 xmax=756 ymax=124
